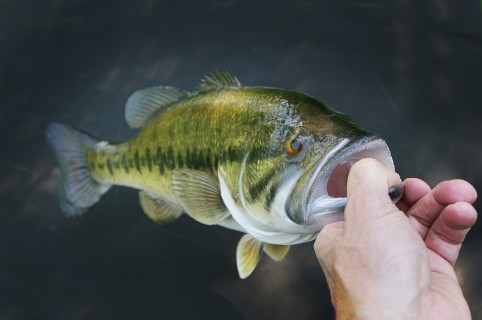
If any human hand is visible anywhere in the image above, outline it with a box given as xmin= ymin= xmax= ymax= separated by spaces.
xmin=314 ymin=159 xmax=477 ymax=320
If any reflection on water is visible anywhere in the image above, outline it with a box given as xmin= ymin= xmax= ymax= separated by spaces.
xmin=0 ymin=0 xmax=481 ymax=319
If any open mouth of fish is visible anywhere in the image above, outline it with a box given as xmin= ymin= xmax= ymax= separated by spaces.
xmin=304 ymin=136 xmax=404 ymax=228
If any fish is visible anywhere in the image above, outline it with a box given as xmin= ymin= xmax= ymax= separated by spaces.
xmin=46 ymin=71 xmax=403 ymax=279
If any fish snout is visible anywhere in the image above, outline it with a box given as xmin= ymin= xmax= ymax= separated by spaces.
xmin=304 ymin=136 xmax=399 ymax=230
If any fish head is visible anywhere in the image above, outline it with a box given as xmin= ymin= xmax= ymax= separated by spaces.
xmin=284 ymin=134 xmax=394 ymax=231
xmin=236 ymin=91 xmax=396 ymax=235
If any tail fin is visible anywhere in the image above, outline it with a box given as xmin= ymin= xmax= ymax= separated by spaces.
xmin=46 ymin=123 xmax=111 ymax=216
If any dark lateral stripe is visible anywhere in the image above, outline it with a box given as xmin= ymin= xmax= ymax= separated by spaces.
xmin=146 ymin=148 xmax=152 ymax=172
xmin=248 ymin=166 xmax=279 ymax=201
xmin=156 ymin=147 xmax=165 ymax=174
xmin=177 ymin=151 xmax=184 ymax=168
xmin=139 ymin=144 xmax=252 ymax=176
xmin=134 ymin=150 xmax=141 ymax=173
xmin=122 ymin=155 xmax=129 ymax=173
xmin=227 ymin=146 xmax=238 ymax=162
xmin=184 ymin=147 xmax=210 ymax=170
xmin=106 ymin=158 xmax=114 ymax=175
xmin=264 ymin=180 xmax=280 ymax=211
xmin=166 ymin=146 xmax=175 ymax=170
xmin=141 ymin=155 xmax=145 ymax=166
xmin=198 ymin=150 xmax=205 ymax=169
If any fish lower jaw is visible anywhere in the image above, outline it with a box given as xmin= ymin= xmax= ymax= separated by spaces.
xmin=305 ymin=136 xmax=395 ymax=229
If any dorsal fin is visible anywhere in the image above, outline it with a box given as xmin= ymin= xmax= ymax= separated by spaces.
xmin=125 ymin=86 xmax=188 ymax=128
xmin=197 ymin=70 xmax=242 ymax=92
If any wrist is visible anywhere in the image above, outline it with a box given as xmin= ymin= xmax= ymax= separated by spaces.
xmin=331 ymin=285 xmax=429 ymax=320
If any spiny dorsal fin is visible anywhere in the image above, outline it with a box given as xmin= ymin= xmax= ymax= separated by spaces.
xmin=197 ymin=70 xmax=242 ymax=92
xmin=263 ymin=243 xmax=290 ymax=262
xmin=236 ymin=234 xmax=263 ymax=279
xmin=125 ymin=86 xmax=188 ymax=128
xmin=171 ymin=169 xmax=230 ymax=225
xmin=139 ymin=191 xmax=183 ymax=224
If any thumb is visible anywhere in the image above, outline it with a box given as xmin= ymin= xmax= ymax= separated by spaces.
xmin=345 ymin=158 xmax=401 ymax=222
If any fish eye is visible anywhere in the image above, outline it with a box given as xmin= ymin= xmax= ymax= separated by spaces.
xmin=286 ymin=137 xmax=302 ymax=156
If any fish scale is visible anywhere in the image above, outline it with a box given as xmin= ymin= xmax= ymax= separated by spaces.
xmin=46 ymin=71 xmax=403 ymax=279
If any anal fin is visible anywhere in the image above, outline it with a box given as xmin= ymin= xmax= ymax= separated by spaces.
xmin=236 ymin=234 xmax=263 ymax=279
xmin=139 ymin=191 xmax=183 ymax=224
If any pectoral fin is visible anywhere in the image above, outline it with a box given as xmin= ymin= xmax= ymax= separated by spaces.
xmin=263 ymin=243 xmax=290 ymax=262
xmin=139 ymin=191 xmax=183 ymax=224
xmin=236 ymin=234 xmax=263 ymax=279
xmin=172 ymin=169 xmax=229 ymax=225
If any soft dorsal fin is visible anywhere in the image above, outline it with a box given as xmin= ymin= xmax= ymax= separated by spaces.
xmin=236 ymin=234 xmax=263 ymax=279
xmin=125 ymin=86 xmax=188 ymax=128
xmin=138 ymin=191 xmax=183 ymax=224
xmin=197 ymin=70 xmax=242 ymax=92
xmin=171 ymin=169 xmax=230 ymax=225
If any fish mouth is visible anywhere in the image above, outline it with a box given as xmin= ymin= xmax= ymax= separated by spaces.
xmin=303 ymin=135 xmax=395 ymax=229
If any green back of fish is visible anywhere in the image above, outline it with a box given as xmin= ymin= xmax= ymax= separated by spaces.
xmin=47 ymin=72 xmax=370 ymax=278
xmin=86 ymin=85 xmax=365 ymax=208
xmin=87 ymin=88 xmax=273 ymax=195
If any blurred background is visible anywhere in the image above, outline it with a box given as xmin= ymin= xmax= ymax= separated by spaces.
xmin=0 ymin=0 xmax=481 ymax=319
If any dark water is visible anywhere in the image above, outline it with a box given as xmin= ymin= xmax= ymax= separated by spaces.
xmin=0 ymin=0 xmax=481 ymax=319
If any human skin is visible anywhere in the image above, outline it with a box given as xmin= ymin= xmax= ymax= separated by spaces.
xmin=314 ymin=158 xmax=478 ymax=320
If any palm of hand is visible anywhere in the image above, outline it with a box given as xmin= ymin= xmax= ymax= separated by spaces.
xmin=315 ymin=160 xmax=477 ymax=320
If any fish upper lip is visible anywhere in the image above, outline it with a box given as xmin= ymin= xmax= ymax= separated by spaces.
xmin=302 ymin=135 xmax=394 ymax=226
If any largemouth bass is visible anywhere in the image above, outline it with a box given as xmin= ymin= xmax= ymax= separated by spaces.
xmin=46 ymin=71 xmax=403 ymax=278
